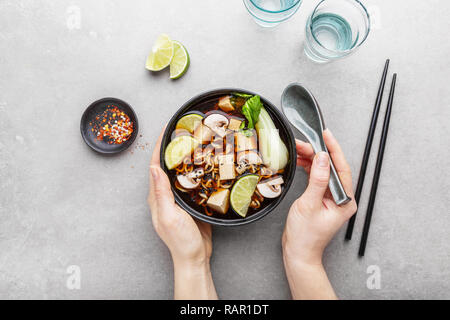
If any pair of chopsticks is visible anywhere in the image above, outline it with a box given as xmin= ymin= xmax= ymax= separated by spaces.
xmin=345 ymin=59 xmax=397 ymax=256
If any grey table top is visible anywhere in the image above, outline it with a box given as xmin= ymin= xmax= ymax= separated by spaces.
xmin=1 ymin=0 xmax=449 ymax=299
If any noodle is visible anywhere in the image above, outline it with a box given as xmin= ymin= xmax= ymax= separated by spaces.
xmin=204 ymin=206 xmax=213 ymax=216
xmin=176 ymin=153 xmax=275 ymax=215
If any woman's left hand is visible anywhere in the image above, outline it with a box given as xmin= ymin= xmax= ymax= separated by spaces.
xmin=148 ymin=127 xmax=217 ymax=299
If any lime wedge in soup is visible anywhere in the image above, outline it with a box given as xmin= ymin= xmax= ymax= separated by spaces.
xmin=164 ymin=135 xmax=199 ymax=170
xmin=230 ymin=174 xmax=259 ymax=217
xmin=175 ymin=113 xmax=203 ymax=133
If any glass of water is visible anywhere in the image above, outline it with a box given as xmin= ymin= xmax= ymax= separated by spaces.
xmin=243 ymin=0 xmax=303 ymax=28
xmin=304 ymin=0 xmax=370 ymax=63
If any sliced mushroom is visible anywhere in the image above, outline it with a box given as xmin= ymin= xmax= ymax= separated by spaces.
xmin=189 ymin=168 xmax=205 ymax=179
xmin=193 ymin=124 xmax=214 ymax=144
xmin=177 ymin=175 xmax=200 ymax=189
xmin=237 ymin=150 xmax=263 ymax=165
xmin=256 ymin=183 xmax=282 ymax=198
xmin=193 ymin=148 xmax=205 ymax=165
xmin=256 ymin=176 xmax=284 ymax=198
xmin=176 ymin=168 xmax=205 ymax=190
xmin=235 ymin=151 xmax=262 ymax=175
xmin=260 ymin=175 xmax=284 ymax=186
xmin=236 ymin=162 xmax=250 ymax=175
xmin=204 ymin=113 xmax=229 ymax=138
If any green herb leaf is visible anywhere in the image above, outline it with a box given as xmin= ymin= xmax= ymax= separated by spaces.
xmin=233 ymin=92 xmax=253 ymax=99
xmin=239 ymin=121 xmax=246 ymax=130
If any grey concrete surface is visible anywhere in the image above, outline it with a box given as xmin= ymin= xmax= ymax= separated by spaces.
xmin=0 ymin=0 xmax=449 ymax=299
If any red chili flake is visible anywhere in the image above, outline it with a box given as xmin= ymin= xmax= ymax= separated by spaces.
xmin=90 ymin=105 xmax=133 ymax=144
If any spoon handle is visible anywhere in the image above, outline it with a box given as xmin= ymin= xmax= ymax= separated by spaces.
xmin=328 ymin=157 xmax=352 ymax=205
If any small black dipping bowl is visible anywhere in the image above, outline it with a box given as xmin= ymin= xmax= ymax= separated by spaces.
xmin=80 ymin=97 xmax=139 ymax=154
xmin=160 ymin=88 xmax=297 ymax=227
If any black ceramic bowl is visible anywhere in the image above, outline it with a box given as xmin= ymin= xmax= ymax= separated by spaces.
xmin=160 ymin=89 xmax=296 ymax=226
xmin=80 ymin=97 xmax=139 ymax=154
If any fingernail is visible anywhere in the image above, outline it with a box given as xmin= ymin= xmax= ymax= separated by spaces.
xmin=150 ymin=166 xmax=160 ymax=181
xmin=317 ymin=152 xmax=329 ymax=167
xmin=325 ymin=128 xmax=333 ymax=136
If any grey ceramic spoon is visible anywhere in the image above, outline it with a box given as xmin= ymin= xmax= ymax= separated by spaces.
xmin=281 ymin=83 xmax=351 ymax=206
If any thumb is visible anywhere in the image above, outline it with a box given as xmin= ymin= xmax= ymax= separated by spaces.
xmin=301 ymin=152 xmax=330 ymax=209
xmin=150 ymin=165 xmax=175 ymax=212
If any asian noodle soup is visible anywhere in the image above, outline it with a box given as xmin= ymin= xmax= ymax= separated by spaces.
xmin=164 ymin=93 xmax=290 ymax=219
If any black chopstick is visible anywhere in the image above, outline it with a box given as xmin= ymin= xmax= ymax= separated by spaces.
xmin=358 ymin=73 xmax=397 ymax=256
xmin=345 ymin=59 xmax=390 ymax=240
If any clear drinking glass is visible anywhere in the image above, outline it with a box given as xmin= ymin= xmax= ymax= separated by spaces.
xmin=243 ymin=0 xmax=303 ymax=28
xmin=304 ymin=0 xmax=370 ymax=63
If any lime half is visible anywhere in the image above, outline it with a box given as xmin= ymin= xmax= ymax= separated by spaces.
xmin=230 ymin=174 xmax=259 ymax=217
xmin=170 ymin=40 xmax=190 ymax=79
xmin=176 ymin=113 xmax=203 ymax=133
xmin=164 ymin=135 xmax=199 ymax=169
xmin=146 ymin=34 xmax=174 ymax=71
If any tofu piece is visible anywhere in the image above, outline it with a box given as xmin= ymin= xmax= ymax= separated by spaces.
xmin=212 ymin=135 xmax=224 ymax=157
xmin=218 ymin=154 xmax=235 ymax=180
xmin=235 ymin=130 xmax=258 ymax=152
xmin=193 ymin=124 xmax=214 ymax=144
xmin=228 ymin=118 xmax=243 ymax=131
xmin=218 ymin=96 xmax=234 ymax=112
xmin=193 ymin=147 xmax=203 ymax=165
xmin=224 ymin=132 xmax=235 ymax=154
xmin=207 ymin=189 xmax=230 ymax=214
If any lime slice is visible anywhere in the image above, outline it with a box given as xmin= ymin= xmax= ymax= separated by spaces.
xmin=170 ymin=40 xmax=190 ymax=79
xmin=146 ymin=34 xmax=174 ymax=71
xmin=175 ymin=113 xmax=203 ymax=133
xmin=164 ymin=135 xmax=200 ymax=169
xmin=230 ymin=174 xmax=259 ymax=217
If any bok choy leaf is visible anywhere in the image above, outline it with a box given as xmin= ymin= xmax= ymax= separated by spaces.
xmin=255 ymin=107 xmax=289 ymax=171
xmin=240 ymin=95 xmax=262 ymax=135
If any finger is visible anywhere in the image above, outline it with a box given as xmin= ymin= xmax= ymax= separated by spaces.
xmin=295 ymin=139 xmax=315 ymax=160
xmin=148 ymin=126 xmax=166 ymax=208
xmin=297 ymin=157 xmax=312 ymax=173
xmin=323 ymin=129 xmax=354 ymax=196
xmin=149 ymin=126 xmax=167 ymax=210
xmin=150 ymin=165 xmax=175 ymax=214
xmin=300 ymin=152 xmax=330 ymax=210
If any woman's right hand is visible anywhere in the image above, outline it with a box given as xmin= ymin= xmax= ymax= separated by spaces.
xmin=282 ymin=129 xmax=357 ymax=299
